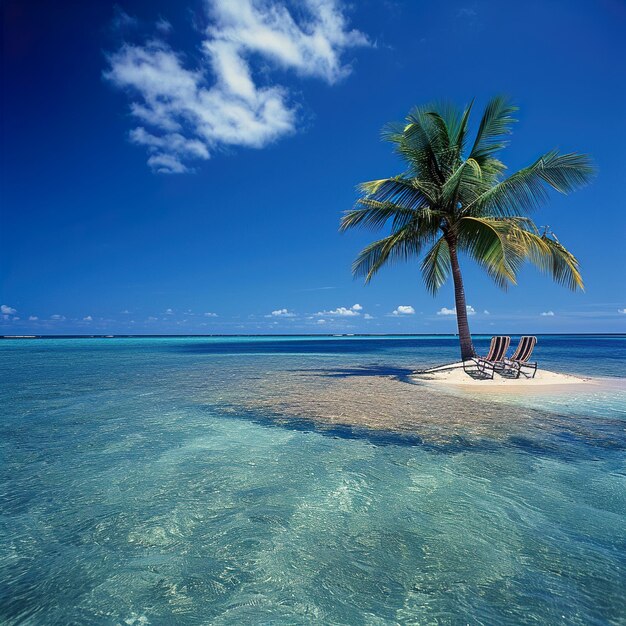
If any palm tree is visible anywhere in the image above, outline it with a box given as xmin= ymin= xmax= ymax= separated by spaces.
xmin=340 ymin=97 xmax=594 ymax=361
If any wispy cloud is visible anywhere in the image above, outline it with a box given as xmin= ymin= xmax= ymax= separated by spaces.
xmin=83 ymin=315 xmax=93 ymax=321
xmin=457 ymin=7 xmax=477 ymax=18
xmin=105 ymin=0 xmax=369 ymax=173
xmin=28 ymin=315 xmax=38 ymax=321
xmin=540 ymin=311 xmax=555 ymax=317
xmin=204 ymin=312 xmax=218 ymax=317
xmin=392 ymin=305 xmax=414 ymax=316
xmin=155 ymin=18 xmax=172 ymax=34
xmin=1 ymin=304 xmax=16 ymax=315
xmin=295 ymin=286 xmax=337 ymax=292
xmin=618 ymin=308 xmax=626 ymax=314
xmin=50 ymin=314 xmax=66 ymax=321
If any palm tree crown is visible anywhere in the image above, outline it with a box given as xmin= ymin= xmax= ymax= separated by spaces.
xmin=340 ymin=96 xmax=594 ymax=360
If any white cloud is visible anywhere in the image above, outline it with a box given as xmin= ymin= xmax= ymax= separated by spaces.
xmin=147 ymin=316 xmax=158 ymax=321
xmin=105 ymin=0 xmax=368 ymax=173
xmin=392 ymin=305 xmax=415 ymax=316
xmin=268 ymin=308 xmax=296 ymax=317
xmin=364 ymin=313 xmax=374 ymax=320
xmin=618 ymin=308 xmax=626 ymax=314
xmin=483 ymin=310 xmax=490 ymax=315
xmin=28 ymin=315 xmax=38 ymax=321
xmin=317 ymin=319 xmax=327 ymax=324
xmin=121 ymin=309 xmax=131 ymax=314
xmin=1 ymin=304 xmax=16 ymax=315
xmin=204 ymin=312 xmax=218 ymax=317
xmin=315 ymin=304 xmax=361 ymax=317
xmin=83 ymin=316 xmax=93 ymax=321
xmin=165 ymin=308 xmax=174 ymax=315
xmin=12 ymin=316 xmax=20 ymax=321
xmin=50 ymin=314 xmax=66 ymax=321
xmin=541 ymin=311 xmax=555 ymax=317
xmin=111 ymin=7 xmax=138 ymax=31
xmin=436 ymin=305 xmax=476 ymax=316
xmin=156 ymin=18 xmax=172 ymax=33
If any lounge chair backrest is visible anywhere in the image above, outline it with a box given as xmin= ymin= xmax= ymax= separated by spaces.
xmin=484 ymin=336 xmax=509 ymax=361
xmin=492 ymin=335 xmax=510 ymax=361
xmin=484 ymin=336 xmax=499 ymax=361
xmin=510 ymin=336 xmax=537 ymax=363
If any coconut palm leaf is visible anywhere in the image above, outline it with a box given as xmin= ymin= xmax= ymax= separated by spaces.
xmin=352 ymin=226 xmax=429 ymax=283
xmin=466 ymin=150 xmax=595 ymax=217
xmin=359 ymin=176 xmax=436 ymax=206
xmin=469 ymin=95 xmax=518 ymax=162
xmin=421 ymin=236 xmax=451 ymax=294
xmin=457 ymin=217 xmax=524 ymax=288
xmin=510 ymin=226 xmax=584 ymax=291
xmin=340 ymin=200 xmax=419 ymax=232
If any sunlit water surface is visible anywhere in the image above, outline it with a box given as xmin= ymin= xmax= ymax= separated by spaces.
xmin=1 ymin=335 xmax=625 ymax=625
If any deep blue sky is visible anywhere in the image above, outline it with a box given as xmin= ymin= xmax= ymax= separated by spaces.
xmin=2 ymin=0 xmax=625 ymax=335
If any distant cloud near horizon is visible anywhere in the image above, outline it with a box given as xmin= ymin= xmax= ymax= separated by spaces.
xmin=392 ymin=305 xmax=415 ymax=316
xmin=541 ymin=311 xmax=555 ymax=317
xmin=315 ymin=304 xmax=362 ymax=317
xmin=105 ymin=0 xmax=369 ymax=173
xmin=436 ymin=305 xmax=476 ymax=316
xmin=1 ymin=304 xmax=16 ymax=315
xmin=618 ymin=308 xmax=626 ymax=314
xmin=268 ymin=308 xmax=296 ymax=317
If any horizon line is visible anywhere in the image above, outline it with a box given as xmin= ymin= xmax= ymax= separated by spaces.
xmin=2 ymin=333 xmax=625 ymax=340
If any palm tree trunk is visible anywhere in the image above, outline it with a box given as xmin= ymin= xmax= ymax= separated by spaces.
xmin=447 ymin=239 xmax=475 ymax=360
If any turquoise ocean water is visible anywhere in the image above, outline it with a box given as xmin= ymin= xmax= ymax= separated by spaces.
xmin=1 ymin=335 xmax=625 ymax=625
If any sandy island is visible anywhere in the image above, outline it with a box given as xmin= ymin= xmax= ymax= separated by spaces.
xmin=411 ymin=363 xmax=596 ymax=393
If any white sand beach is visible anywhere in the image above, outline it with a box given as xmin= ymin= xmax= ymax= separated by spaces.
xmin=412 ymin=363 xmax=595 ymax=392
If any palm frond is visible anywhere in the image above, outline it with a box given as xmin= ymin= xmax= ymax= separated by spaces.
xmin=509 ymin=225 xmax=584 ymax=291
xmin=358 ymin=176 xmax=436 ymax=207
xmin=340 ymin=200 xmax=419 ymax=232
xmin=532 ymin=150 xmax=596 ymax=193
xmin=457 ymin=216 xmax=525 ymax=288
xmin=440 ymin=158 xmax=483 ymax=208
xmin=390 ymin=106 xmax=448 ymax=183
xmin=352 ymin=226 xmax=428 ymax=283
xmin=470 ymin=95 xmax=518 ymax=162
xmin=465 ymin=150 xmax=594 ymax=218
xmin=452 ymin=101 xmax=473 ymax=163
xmin=421 ymin=237 xmax=451 ymax=294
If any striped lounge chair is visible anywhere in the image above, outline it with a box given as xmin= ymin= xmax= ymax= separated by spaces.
xmin=463 ymin=335 xmax=510 ymax=379
xmin=504 ymin=336 xmax=538 ymax=378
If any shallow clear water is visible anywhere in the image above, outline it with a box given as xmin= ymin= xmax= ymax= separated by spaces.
xmin=1 ymin=335 xmax=625 ymax=625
